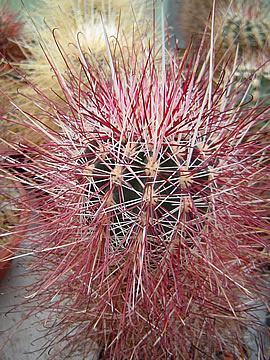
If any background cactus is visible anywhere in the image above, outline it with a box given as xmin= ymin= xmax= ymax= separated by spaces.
xmin=172 ymin=0 xmax=270 ymax=107
xmin=221 ymin=0 xmax=269 ymax=52
xmin=0 ymin=3 xmax=26 ymax=65
xmin=0 ymin=3 xmax=27 ymax=120
xmin=220 ymin=0 xmax=270 ymax=106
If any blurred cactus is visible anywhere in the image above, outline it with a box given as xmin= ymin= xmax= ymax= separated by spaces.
xmin=220 ymin=0 xmax=270 ymax=105
xmin=0 ymin=3 xmax=26 ymax=66
xmin=0 ymin=2 xmax=28 ymax=130
xmin=222 ymin=10 xmax=269 ymax=52
xmin=173 ymin=0 xmax=270 ymax=107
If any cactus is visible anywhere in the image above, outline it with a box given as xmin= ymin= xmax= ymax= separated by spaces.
xmin=1 ymin=3 xmax=269 ymax=360
xmin=173 ymin=0 xmax=270 ymax=112
xmin=221 ymin=0 xmax=270 ymax=100
xmin=0 ymin=4 xmax=26 ymax=65
xmin=221 ymin=1 xmax=269 ymax=52
xmin=0 ymin=3 xmax=27 ymax=120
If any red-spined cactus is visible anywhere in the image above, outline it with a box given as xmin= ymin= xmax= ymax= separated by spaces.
xmin=1 ymin=19 xmax=269 ymax=360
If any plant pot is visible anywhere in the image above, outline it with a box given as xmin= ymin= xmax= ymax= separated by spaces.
xmin=0 ymin=180 xmax=30 ymax=281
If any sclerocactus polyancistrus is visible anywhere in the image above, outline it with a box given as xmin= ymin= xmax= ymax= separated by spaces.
xmin=1 ymin=22 xmax=269 ymax=360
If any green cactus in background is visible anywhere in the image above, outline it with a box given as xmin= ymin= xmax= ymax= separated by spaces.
xmin=220 ymin=0 xmax=270 ymax=105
